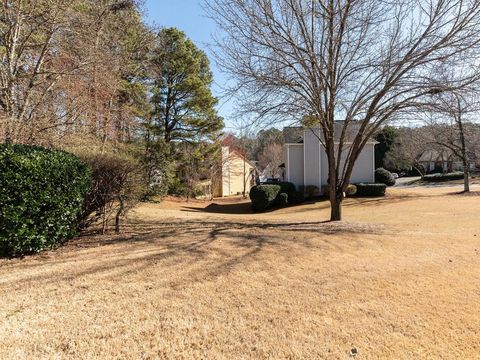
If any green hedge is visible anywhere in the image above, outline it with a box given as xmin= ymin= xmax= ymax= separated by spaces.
xmin=250 ymin=184 xmax=281 ymax=211
xmin=356 ymin=183 xmax=387 ymax=197
xmin=275 ymin=192 xmax=289 ymax=206
xmin=288 ymin=191 xmax=305 ymax=204
xmin=0 ymin=144 xmax=91 ymax=257
xmin=276 ymin=181 xmax=296 ymax=194
xmin=375 ymin=168 xmax=396 ymax=186
xmin=250 ymin=182 xmax=301 ymax=211
xmin=423 ymin=172 xmax=464 ymax=182
xmin=322 ymin=184 xmax=357 ymax=197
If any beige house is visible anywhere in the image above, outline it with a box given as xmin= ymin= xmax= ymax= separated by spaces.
xmin=213 ymin=146 xmax=255 ymax=197
xmin=283 ymin=126 xmax=377 ymax=193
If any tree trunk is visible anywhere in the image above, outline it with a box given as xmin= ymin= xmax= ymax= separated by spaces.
xmin=330 ymin=194 xmax=343 ymax=221
xmin=115 ymin=195 xmax=125 ymax=234
xmin=102 ymin=207 xmax=107 ymax=235
xmin=458 ymin=113 xmax=470 ymax=193
xmin=463 ymin=166 xmax=470 ymax=193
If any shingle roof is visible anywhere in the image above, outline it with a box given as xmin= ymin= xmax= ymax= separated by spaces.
xmin=283 ymin=122 xmax=377 ymax=144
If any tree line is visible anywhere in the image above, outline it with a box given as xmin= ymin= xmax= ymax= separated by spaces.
xmin=0 ymin=0 xmax=225 ymax=201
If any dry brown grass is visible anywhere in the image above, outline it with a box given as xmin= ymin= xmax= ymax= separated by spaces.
xmin=1 ymin=186 xmax=480 ymax=359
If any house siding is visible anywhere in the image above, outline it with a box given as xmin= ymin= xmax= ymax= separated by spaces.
xmin=214 ymin=147 xmax=255 ymax=197
xmin=304 ymin=130 xmax=321 ymax=188
xmin=285 ymin=131 xmax=376 ymax=191
xmin=287 ymin=145 xmax=304 ymax=186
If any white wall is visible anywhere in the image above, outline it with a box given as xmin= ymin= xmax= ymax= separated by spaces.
xmin=304 ymin=129 xmax=321 ymax=188
xmin=287 ymin=144 xmax=304 ymax=189
xmin=319 ymin=143 xmax=375 ymax=185
xmin=350 ymin=143 xmax=375 ymax=183
xmin=286 ymin=134 xmax=376 ymax=191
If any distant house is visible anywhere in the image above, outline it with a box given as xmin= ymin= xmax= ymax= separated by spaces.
xmin=283 ymin=126 xmax=377 ymax=193
xmin=418 ymin=149 xmax=478 ymax=173
xmin=213 ymin=146 xmax=256 ymax=197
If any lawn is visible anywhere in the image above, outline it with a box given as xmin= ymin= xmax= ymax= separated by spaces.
xmin=1 ymin=186 xmax=480 ymax=359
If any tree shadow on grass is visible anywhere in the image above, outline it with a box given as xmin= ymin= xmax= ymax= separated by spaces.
xmin=0 ymin=218 xmax=386 ymax=289
xmin=179 ymin=194 xmax=433 ymax=216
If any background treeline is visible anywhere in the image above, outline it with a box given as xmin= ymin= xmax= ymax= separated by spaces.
xmin=0 ymin=1 xmax=225 ymax=225
xmin=0 ymin=0 xmax=291 ymax=241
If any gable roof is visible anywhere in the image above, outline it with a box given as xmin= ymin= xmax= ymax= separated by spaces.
xmin=227 ymin=148 xmax=256 ymax=168
xmin=283 ymin=123 xmax=377 ymax=144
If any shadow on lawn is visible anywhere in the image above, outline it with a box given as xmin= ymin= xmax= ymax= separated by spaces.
xmin=0 ymin=218 xmax=385 ymax=288
xmin=179 ymin=194 xmax=430 ymax=215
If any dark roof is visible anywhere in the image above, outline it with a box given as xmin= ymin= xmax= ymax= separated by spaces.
xmin=283 ymin=127 xmax=304 ymax=144
xmin=283 ymin=122 xmax=377 ymax=144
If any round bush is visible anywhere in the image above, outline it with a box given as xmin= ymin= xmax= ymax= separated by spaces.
xmin=0 ymin=144 xmax=91 ymax=257
xmin=288 ymin=191 xmax=305 ymax=204
xmin=323 ymin=184 xmax=357 ymax=197
xmin=375 ymin=168 xmax=396 ymax=186
xmin=250 ymin=184 xmax=281 ymax=211
xmin=275 ymin=192 xmax=289 ymax=207
xmin=345 ymin=184 xmax=357 ymax=196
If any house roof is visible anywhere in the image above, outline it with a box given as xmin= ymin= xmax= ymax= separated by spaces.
xmin=228 ymin=148 xmax=256 ymax=168
xmin=283 ymin=122 xmax=377 ymax=144
xmin=418 ymin=149 xmax=476 ymax=163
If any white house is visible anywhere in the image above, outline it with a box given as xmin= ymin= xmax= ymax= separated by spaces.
xmin=283 ymin=126 xmax=377 ymax=192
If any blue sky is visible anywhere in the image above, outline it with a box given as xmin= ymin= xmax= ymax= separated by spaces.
xmin=142 ymin=0 xmax=237 ymax=131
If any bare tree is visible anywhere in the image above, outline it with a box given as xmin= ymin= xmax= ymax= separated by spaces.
xmin=206 ymin=0 xmax=480 ymax=220
xmin=385 ymin=127 xmax=430 ymax=177
xmin=0 ymin=0 xmax=148 ymax=146
xmin=422 ymin=91 xmax=480 ymax=192
xmin=258 ymin=143 xmax=283 ymax=178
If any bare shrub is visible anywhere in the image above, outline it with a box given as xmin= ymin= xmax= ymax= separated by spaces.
xmin=76 ymin=152 xmax=146 ymax=233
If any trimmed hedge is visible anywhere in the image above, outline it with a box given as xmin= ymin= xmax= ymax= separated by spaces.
xmin=0 ymin=144 xmax=91 ymax=257
xmin=423 ymin=172 xmax=464 ymax=182
xmin=356 ymin=183 xmax=387 ymax=197
xmin=288 ymin=191 xmax=305 ymax=204
xmin=322 ymin=184 xmax=357 ymax=197
xmin=262 ymin=181 xmax=296 ymax=194
xmin=250 ymin=184 xmax=281 ymax=211
xmin=276 ymin=192 xmax=289 ymax=206
xmin=375 ymin=168 xmax=396 ymax=186
xmin=250 ymin=182 xmax=300 ymax=211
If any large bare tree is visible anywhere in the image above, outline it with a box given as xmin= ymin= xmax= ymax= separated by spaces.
xmin=206 ymin=0 xmax=480 ymax=220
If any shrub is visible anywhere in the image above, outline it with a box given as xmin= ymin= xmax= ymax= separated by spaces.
xmin=275 ymin=192 xmax=289 ymax=206
xmin=375 ymin=168 xmax=396 ymax=186
xmin=322 ymin=184 xmax=357 ymax=197
xmin=304 ymin=185 xmax=320 ymax=198
xmin=250 ymin=184 xmax=281 ymax=211
xmin=288 ymin=191 xmax=305 ymax=204
xmin=276 ymin=181 xmax=296 ymax=194
xmin=0 ymin=144 xmax=91 ymax=257
xmin=346 ymin=184 xmax=357 ymax=196
xmin=76 ymin=152 xmax=146 ymax=233
xmin=356 ymin=183 xmax=387 ymax=197
xmin=422 ymin=172 xmax=464 ymax=182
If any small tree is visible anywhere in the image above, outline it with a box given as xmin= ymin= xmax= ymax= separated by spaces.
xmin=258 ymin=143 xmax=283 ymax=178
xmin=422 ymin=92 xmax=480 ymax=192
xmin=385 ymin=127 xmax=430 ymax=177
xmin=375 ymin=126 xmax=399 ymax=169
xmin=76 ymin=152 xmax=146 ymax=234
